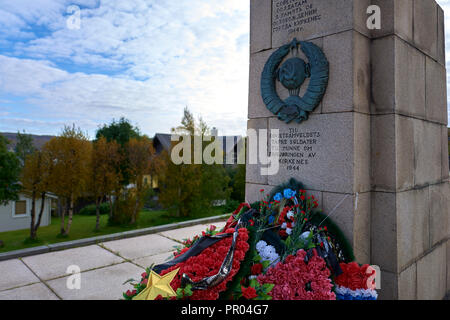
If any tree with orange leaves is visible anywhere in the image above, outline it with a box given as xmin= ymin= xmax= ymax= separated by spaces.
xmin=21 ymin=149 xmax=51 ymax=240
xmin=44 ymin=125 xmax=92 ymax=236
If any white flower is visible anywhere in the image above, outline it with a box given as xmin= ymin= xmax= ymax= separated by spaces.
xmin=286 ymin=228 xmax=292 ymax=235
xmin=281 ymin=222 xmax=287 ymax=229
xmin=287 ymin=211 xmax=294 ymax=219
xmin=300 ymin=231 xmax=310 ymax=240
xmin=256 ymin=240 xmax=267 ymax=252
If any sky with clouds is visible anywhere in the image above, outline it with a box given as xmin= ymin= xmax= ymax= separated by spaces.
xmin=0 ymin=0 xmax=449 ymax=138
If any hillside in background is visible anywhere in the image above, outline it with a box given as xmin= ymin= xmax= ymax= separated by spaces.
xmin=0 ymin=132 xmax=55 ymax=151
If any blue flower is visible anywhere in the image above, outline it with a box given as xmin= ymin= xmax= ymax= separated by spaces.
xmin=283 ymin=188 xmax=296 ymax=199
xmin=268 ymin=216 xmax=275 ymax=224
xmin=273 ymin=193 xmax=283 ymax=201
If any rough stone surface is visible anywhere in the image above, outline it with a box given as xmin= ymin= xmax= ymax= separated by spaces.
xmin=426 ymin=57 xmax=447 ymax=124
xmin=371 ymin=115 xmax=396 ymax=191
xmin=22 ymin=245 xmax=124 ymax=281
xmin=0 ymin=283 xmax=59 ymax=300
xmin=371 ymin=36 xmax=396 ymax=114
xmin=268 ymin=113 xmax=354 ymax=193
xmin=47 ymin=262 xmax=143 ymax=300
xmin=371 ymin=0 xmax=414 ymax=43
xmin=322 ymin=192 xmax=355 ymax=252
xmin=447 ymin=240 xmax=450 ymax=293
xmin=378 ymin=270 xmax=398 ymax=300
xmin=417 ymin=244 xmax=447 ymax=300
xmin=371 ymin=192 xmax=397 ymax=273
xmin=101 ymin=234 xmax=178 ymax=260
xmin=248 ymin=49 xmax=276 ymax=120
xmin=437 ymin=5 xmax=446 ymax=66
xmin=352 ymin=32 xmax=371 ymax=114
xmin=396 ymin=38 xmax=426 ymax=119
xmin=398 ymin=263 xmax=417 ymax=300
xmin=371 ymin=36 xmax=427 ymax=118
xmin=245 ymin=183 xmax=273 ymax=204
xmin=429 ymin=183 xmax=449 ymax=247
xmin=414 ymin=121 xmax=442 ymax=187
xmin=321 ymin=31 xmax=353 ymax=113
xmin=442 ymin=127 xmax=450 ymax=180
xmin=397 ymin=188 xmax=430 ymax=270
xmin=414 ymin=0 xmax=438 ymax=59
xmin=352 ymin=192 xmax=371 ymax=264
xmin=246 ymin=118 xmax=269 ymax=185
xmin=353 ymin=113 xmax=371 ymax=193
xmin=250 ymin=0 xmax=272 ymax=53
xmin=271 ymin=0 xmax=367 ymax=48
xmin=321 ymin=31 xmax=370 ymax=114
xmin=396 ymin=115 xmax=415 ymax=190
xmin=0 ymin=259 xmax=39 ymax=291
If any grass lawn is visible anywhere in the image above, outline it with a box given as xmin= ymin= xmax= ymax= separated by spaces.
xmin=0 ymin=207 xmax=228 ymax=254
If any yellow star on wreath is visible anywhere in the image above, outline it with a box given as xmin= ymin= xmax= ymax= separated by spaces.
xmin=133 ymin=268 xmax=179 ymax=300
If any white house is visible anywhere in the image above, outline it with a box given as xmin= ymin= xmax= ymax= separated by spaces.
xmin=0 ymin=192 xmax=57 ymax=233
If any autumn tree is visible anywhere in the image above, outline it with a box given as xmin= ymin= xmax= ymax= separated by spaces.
xmin=89 ymin=137 xmax=121 ymax=231
xmin=126 ymin=137 xmax=155 ymax=224
xmin=45 ymin=126 xmax=92 ymax=236
xmin=21 ymin=150 xmax=51 ymax=240
xmin=0 ymin=135 xmax=21 ymax=205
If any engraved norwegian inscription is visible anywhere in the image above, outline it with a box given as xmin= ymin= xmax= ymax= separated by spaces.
xmin=272 ymin=0 xmax=322 ymax=36
xmin=271 ymin=128 xmax=321 ymax=171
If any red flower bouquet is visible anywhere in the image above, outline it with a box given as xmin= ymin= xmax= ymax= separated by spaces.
xmin=158 ymin=228 xmax=250 ymax=300
xmin=257 ymin=249 xmax=336 ymax=300
xmin=334 ymin=262 xmax=376 ymax=290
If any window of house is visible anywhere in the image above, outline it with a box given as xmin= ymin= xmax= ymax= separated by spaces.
xmin=14 ymin=200 xmax=27 ymax=216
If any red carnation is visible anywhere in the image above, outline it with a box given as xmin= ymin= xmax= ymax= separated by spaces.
xmin=251 ymin=263 xmax=263 ymax=275
xmin=158 ymin=228 xmax=250 ymax=300
xmin=258 ymin=249 xmax=335 ymax=300
xmin=241 ymin=286 xmax=258 ymax=300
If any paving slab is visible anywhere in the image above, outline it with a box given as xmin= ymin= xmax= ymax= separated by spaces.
xmin=101 ymin=234 xmax=178 ymax=260
xmin=132 ymin=252 xmax=174 ymax=269
xmin=160 ymin=224 xmax=213 ymax=242
xmin=202 ymin=221 xmax=227 ymax=231
xmin=0 ymin=259 xmax=40 ymax=291
xmin=0 ymin=283 xmax=59 ymax=300
xmin=22 ymin=245 xmax=124 ymax=281
xmin=46 ymin=262 xmax=143 ymax=300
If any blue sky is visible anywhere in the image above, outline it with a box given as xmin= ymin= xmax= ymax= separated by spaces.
xmin=0 ymin=0 xmax=449 ymax=138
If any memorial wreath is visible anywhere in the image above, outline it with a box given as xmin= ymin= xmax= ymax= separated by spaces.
xmin=123 ymin=179 xmax=377 ymax=301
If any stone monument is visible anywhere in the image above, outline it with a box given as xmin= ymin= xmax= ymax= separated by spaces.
xmin=246 ymin=0 xmax=449 ymax=300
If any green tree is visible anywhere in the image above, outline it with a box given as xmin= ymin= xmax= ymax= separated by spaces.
xmin=160 ymin=108 xmax=230 ymax=217
xmin=0 ymin=135 xmax=21 ymax=205
xmin=96 ymin=118 xmax=141 ymax=220
xmin=89 ymin=137 xmax=122 ymax=231
xmin=229 ymin=164 xmax=246 ymax=202
xmin=15 ymin=131 xmax=36 ymax=166
xmin=126 ymin=137 xmax=155 ymax=224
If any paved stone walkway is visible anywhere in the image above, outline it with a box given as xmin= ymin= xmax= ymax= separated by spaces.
xmin=0 ymin=222 xmax=226 ymax=300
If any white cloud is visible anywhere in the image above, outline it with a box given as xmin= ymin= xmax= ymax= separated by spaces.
xmin=0 ymin=0 xmax=249 ymax=136
xmin=1 ymin=0 xmax=449 ymax=137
